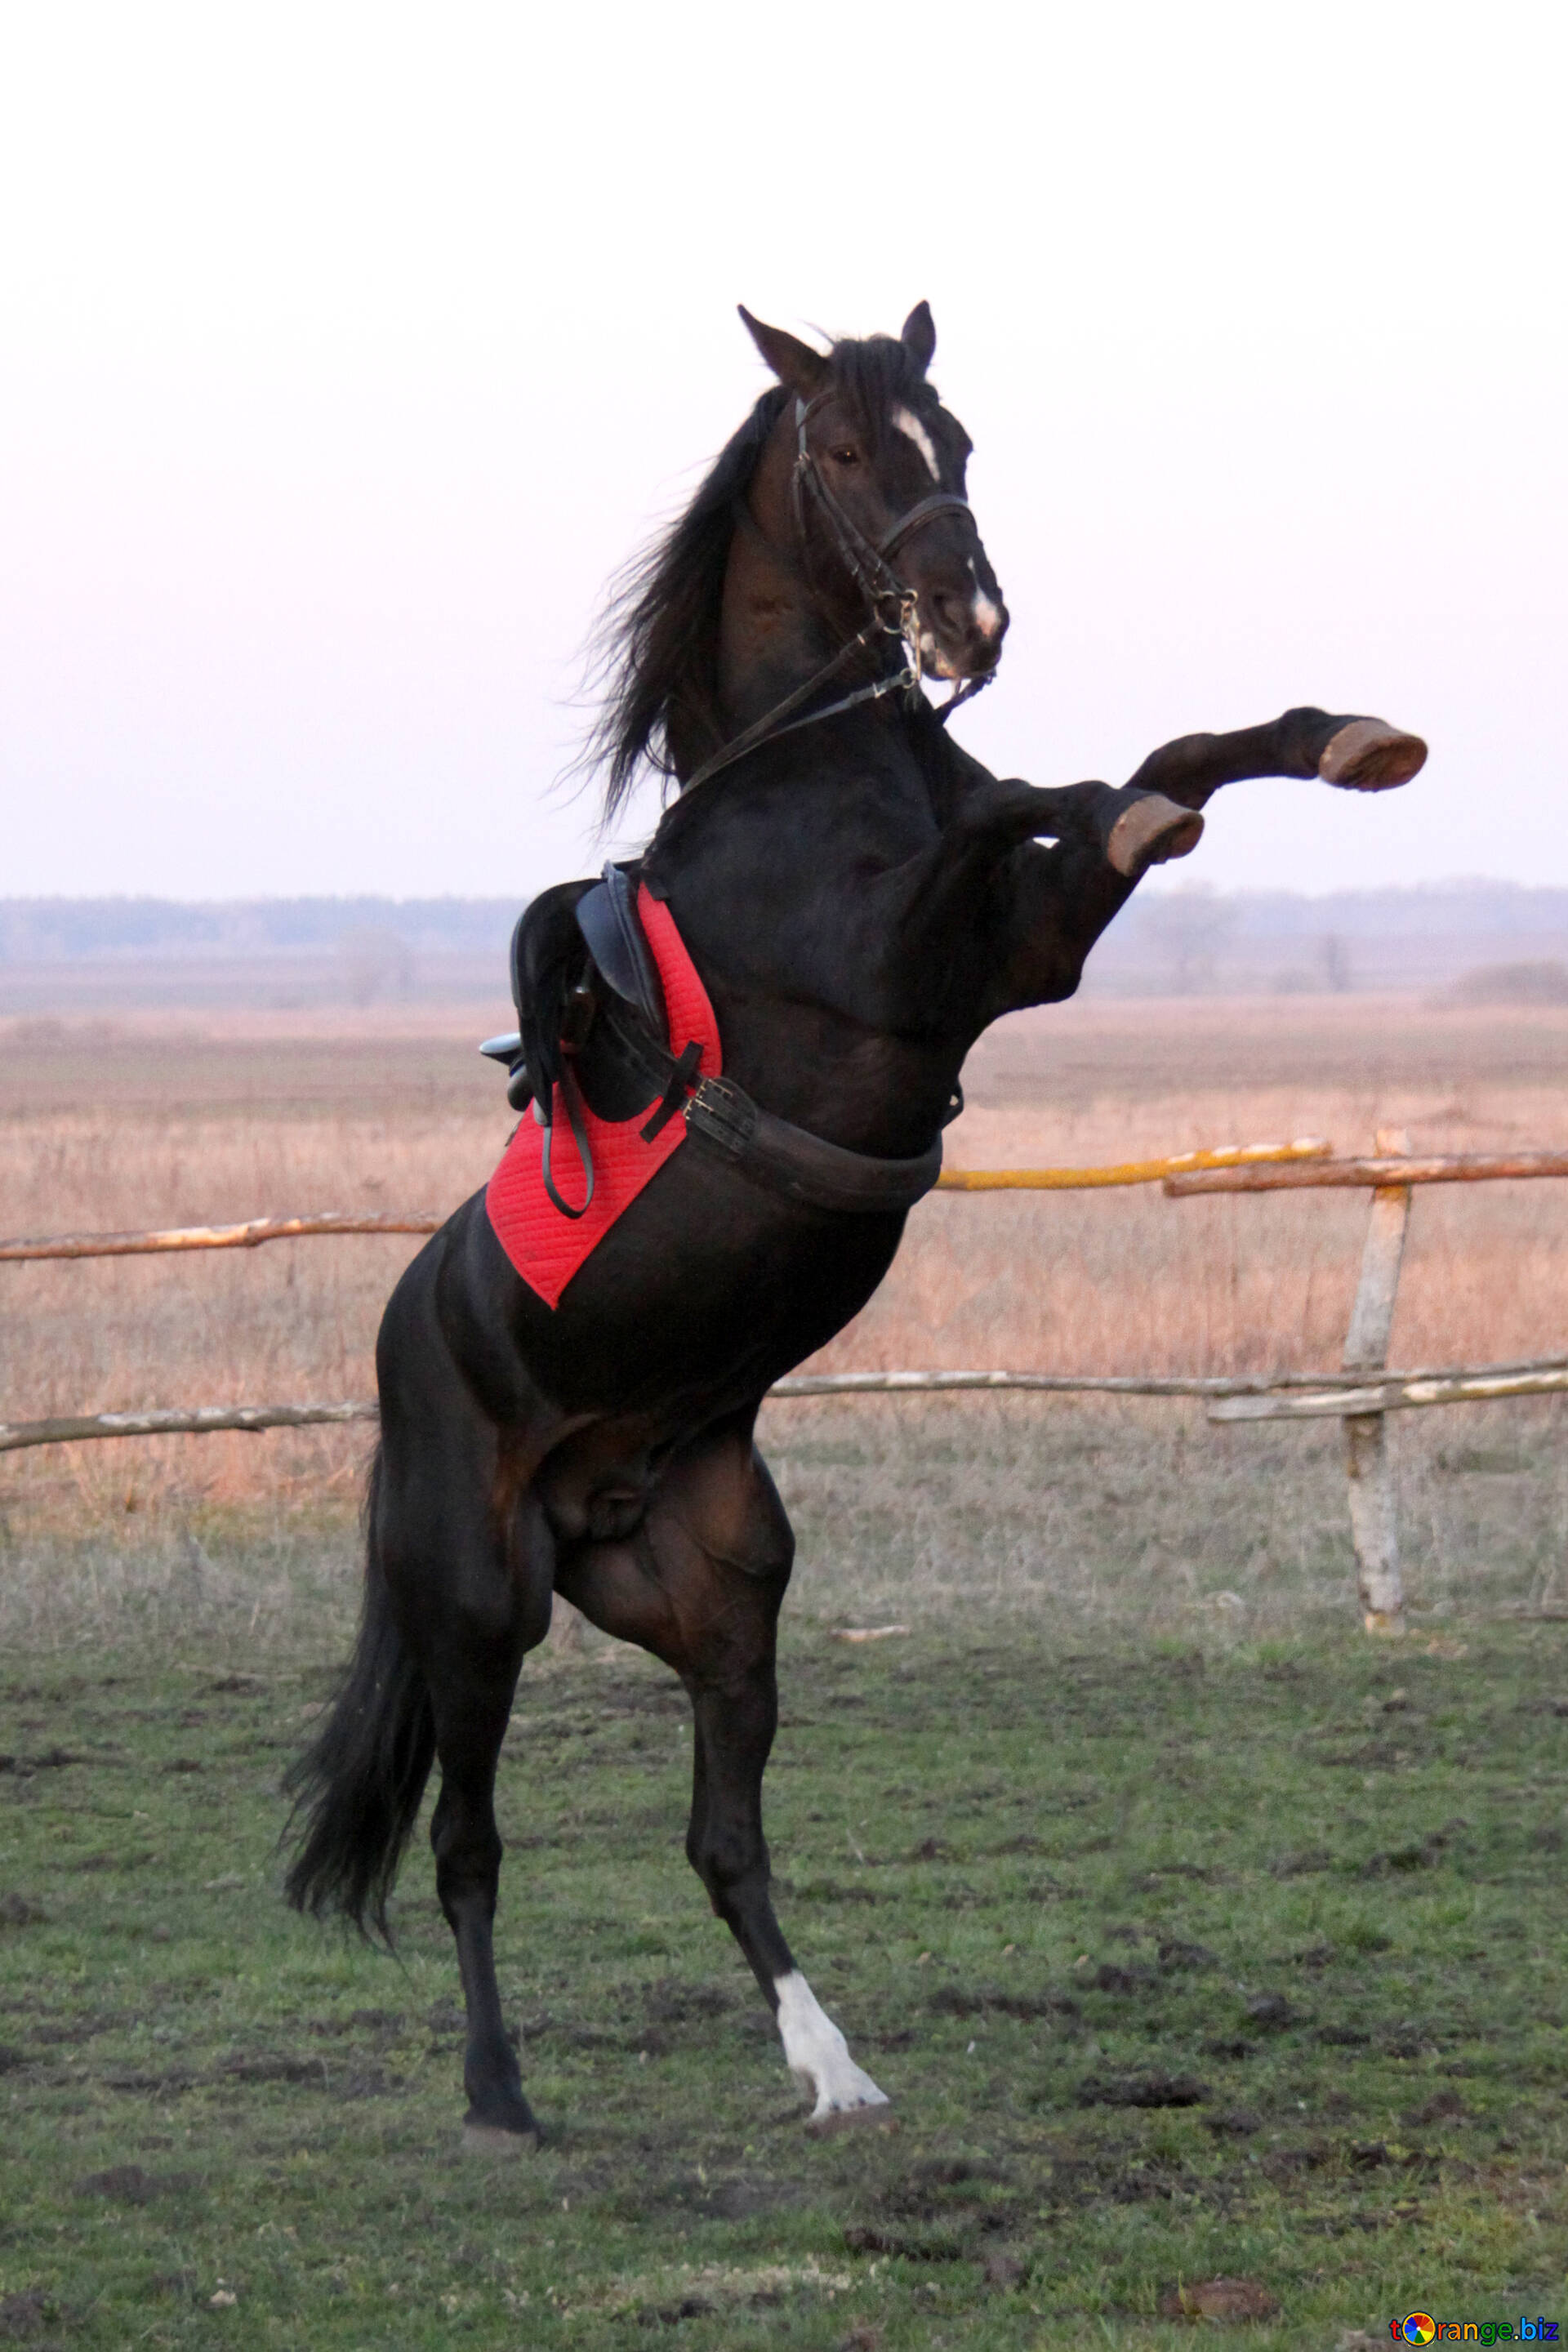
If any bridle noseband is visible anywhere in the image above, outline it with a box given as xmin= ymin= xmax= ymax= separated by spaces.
xmin=677 ymin=390 xmax=994 ymax=799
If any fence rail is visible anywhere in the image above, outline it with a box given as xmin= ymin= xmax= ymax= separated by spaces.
xmin=7 ymin=1352 xmax=1567 ymax=1455
xmin=0 ymin=1210 xmax=442 ymax=1264
xmin=1166 ymin=1150 xmax=1568 ymax=1197
xmin=0 ymin=1401 xmax=380 ymax=1452
xmin=936 ymin=1138 xmax=1329 ymax=1191
xmin=0 ymin=1141 xmax=1330 ymax=1262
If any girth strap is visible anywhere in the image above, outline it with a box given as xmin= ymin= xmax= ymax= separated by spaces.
xmin=685 ymin=1071 xmax=944 ymax=1214
xmin=597 ymin=993 xmax=942 ymax=1216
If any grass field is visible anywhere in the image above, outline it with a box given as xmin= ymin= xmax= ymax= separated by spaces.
xmin=3 ymin=991 xmax=1567 ymax=2345
xmin=4 ymin=1592 xmax=1567 ymax=2349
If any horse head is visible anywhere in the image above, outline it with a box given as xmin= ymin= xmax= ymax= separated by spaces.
xmin=739 ymin=303 xmax=1009 ymax=691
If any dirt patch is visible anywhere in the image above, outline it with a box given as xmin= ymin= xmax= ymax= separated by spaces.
xmin=218 ymin=2050 xmax=326 ymax=2085
xmin=786 ymin=1878 xmax=883 ymax=1906
xmin=844 ymin=2222 xmax=964 ymax=2263
xmin=1244 ymin=1993 xmax=1297 ymax=2029
xmin=929 ymin=1985 xmax=1079 ymax=2023
xmin=1272 ymin=1848 xmax=1336 ymax=1877
xmin=0 ymin=2291 xmax=56 ymax=2341
xmin=1158 ymin=2275 xmax=1279 ymax=2322
xmin=73 ymin=2163 xmax=163 ymax=2205
xmin=1076 ymin=2071 xmax=1209 ymax=2109
xmin=1089 ymin=1962 xmax=1158 ymax=1993
xmin=1204 ymin=2109 xmax=1261 ymax=2137
xmin=1404 ymin=2087 xmax=1467 ymax=2127
xmin=1157 ymin=1940 xmax=1218 ymax=1971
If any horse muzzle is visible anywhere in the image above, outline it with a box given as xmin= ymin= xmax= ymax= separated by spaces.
xmin=917 ymin=580 xmax=1009 ymax=682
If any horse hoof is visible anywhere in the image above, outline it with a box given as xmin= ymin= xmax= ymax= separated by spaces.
xmin=1107 ymin=794 xmax=1205 ymax=879
xmin=808 ymin=2099 xmax=897 ymax=2137
xmin=1317 ymin=719 xmax=1428 ymax=791
xmin=461 ymin=2115 xmax=540 ymax=2156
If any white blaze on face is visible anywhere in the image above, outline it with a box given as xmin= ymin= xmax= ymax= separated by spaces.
xmin=892 ymin=403 xmax=941 ymax=484
xmin=773 ymin=1970 xmax=890 ymax=2123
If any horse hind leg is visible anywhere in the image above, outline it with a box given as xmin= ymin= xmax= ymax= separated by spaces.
xmin=557 ymin=1415 xmax=892 ymax=2131
xmin=688 ymin=1665 xmax=889 ymax=2132
xmin=376 ymin=1385 xmax=556 ymax=2149
xmin=430 ymin=1496 xmax=559 ymax=2149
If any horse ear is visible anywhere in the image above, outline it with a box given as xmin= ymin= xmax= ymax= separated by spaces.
xmin=737 ymin=306 xmax=829 ymax=400
xmin=901 ymin=301 xmax=936 ymax=375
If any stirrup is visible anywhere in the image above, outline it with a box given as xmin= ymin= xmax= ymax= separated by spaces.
xmin=479 ymin=1032 xmax=533 ymax=1113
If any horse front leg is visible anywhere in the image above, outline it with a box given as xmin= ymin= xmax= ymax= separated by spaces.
xmin=555 ymin=1412 xmax=891 ymax=2130
xmin=881 ymin=773 xmax=1202 ymax=993
xmin=1124 ymin=706 xmax=1427 ymax=810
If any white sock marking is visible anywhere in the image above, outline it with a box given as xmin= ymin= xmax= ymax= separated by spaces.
xmin=892 ymin=403 xmax=941 ymax=483
xmin=773 ymin=1970 xmax=889 ymax=2123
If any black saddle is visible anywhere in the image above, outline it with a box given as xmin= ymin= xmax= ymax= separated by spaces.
xmin=479 ymin=866 xmax=670 ymax=1120
xmin=575 ymin=863 xmax=666 ymax=1040
xmin=480 ymin=864 xmax=946 ymax=1221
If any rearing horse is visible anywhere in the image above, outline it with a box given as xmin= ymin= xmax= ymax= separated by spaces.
xmin=285 ymin=303 xmax=1423 ymax=2147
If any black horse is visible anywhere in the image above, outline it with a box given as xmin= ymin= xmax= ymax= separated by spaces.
xmin=285 ymin=303 xmax=1423 ymax=2148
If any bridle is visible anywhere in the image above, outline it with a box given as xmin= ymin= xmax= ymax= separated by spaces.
xmin=677 ymin=390 xmax=995 ymax=798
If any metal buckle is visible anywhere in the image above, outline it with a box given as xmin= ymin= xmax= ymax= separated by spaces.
xmin=684 ymin=1075 xmax=756 ymax=1157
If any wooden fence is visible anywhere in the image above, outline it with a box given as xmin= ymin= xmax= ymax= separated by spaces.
xmin=5 ymin=1134 xmax=1566 ymax=1636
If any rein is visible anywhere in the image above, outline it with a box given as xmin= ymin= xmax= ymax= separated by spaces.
xmin=678 ymin=392 xmax=991 ymax=800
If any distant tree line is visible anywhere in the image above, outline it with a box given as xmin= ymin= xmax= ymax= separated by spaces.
xmin=0 ymin=898 xmax=522 ymax=963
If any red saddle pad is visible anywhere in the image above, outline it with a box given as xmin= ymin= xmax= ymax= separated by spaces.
xmin=485 ymin=885 xmax=722 ymax=1309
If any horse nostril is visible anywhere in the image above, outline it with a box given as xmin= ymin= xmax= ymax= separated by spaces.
xmin=929 ymin=585 xmax=1006 ymax=644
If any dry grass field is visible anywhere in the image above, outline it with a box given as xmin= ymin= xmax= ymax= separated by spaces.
xmin=1 ymin=991 xmax=1565 ymax=1646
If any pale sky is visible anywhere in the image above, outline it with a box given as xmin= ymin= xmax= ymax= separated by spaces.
xmin=2 ymin=2 xmax=1563 ymax=904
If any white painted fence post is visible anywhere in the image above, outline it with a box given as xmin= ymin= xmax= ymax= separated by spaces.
xmin=1343 ymin=1128 xmax=1412 ymax=1633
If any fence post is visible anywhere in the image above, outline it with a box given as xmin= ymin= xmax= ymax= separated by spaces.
xmin=1343 ymin=1128 xmax=1412 ymax=1633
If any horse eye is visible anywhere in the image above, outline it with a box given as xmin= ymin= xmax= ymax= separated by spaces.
xmin=829 ymin=445 xmax=858 ymax=466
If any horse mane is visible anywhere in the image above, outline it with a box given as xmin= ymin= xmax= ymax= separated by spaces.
xmin=582 ymin=385 xmax=787 ymax=823
xmin=584 ymin=334 xmax=938 ymax=823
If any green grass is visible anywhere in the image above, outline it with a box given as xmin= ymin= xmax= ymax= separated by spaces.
xmin=4 ymin=1600 xmax=1568 ymax=2348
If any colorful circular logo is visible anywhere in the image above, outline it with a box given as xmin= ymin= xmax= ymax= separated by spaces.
xmin=1401 ymin=2319 xmax=1437 ymax=2345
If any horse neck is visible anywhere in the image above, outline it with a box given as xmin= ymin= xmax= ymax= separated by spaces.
xmin=715 ymin=410 xmax=868 ymax=733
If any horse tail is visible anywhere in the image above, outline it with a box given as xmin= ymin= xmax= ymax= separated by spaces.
xmin=283 ymin=1446 xmax=435 ymax=1943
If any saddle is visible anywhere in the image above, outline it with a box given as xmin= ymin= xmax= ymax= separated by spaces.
xmin=480 ymin=866 xmax=945 ymax=1225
